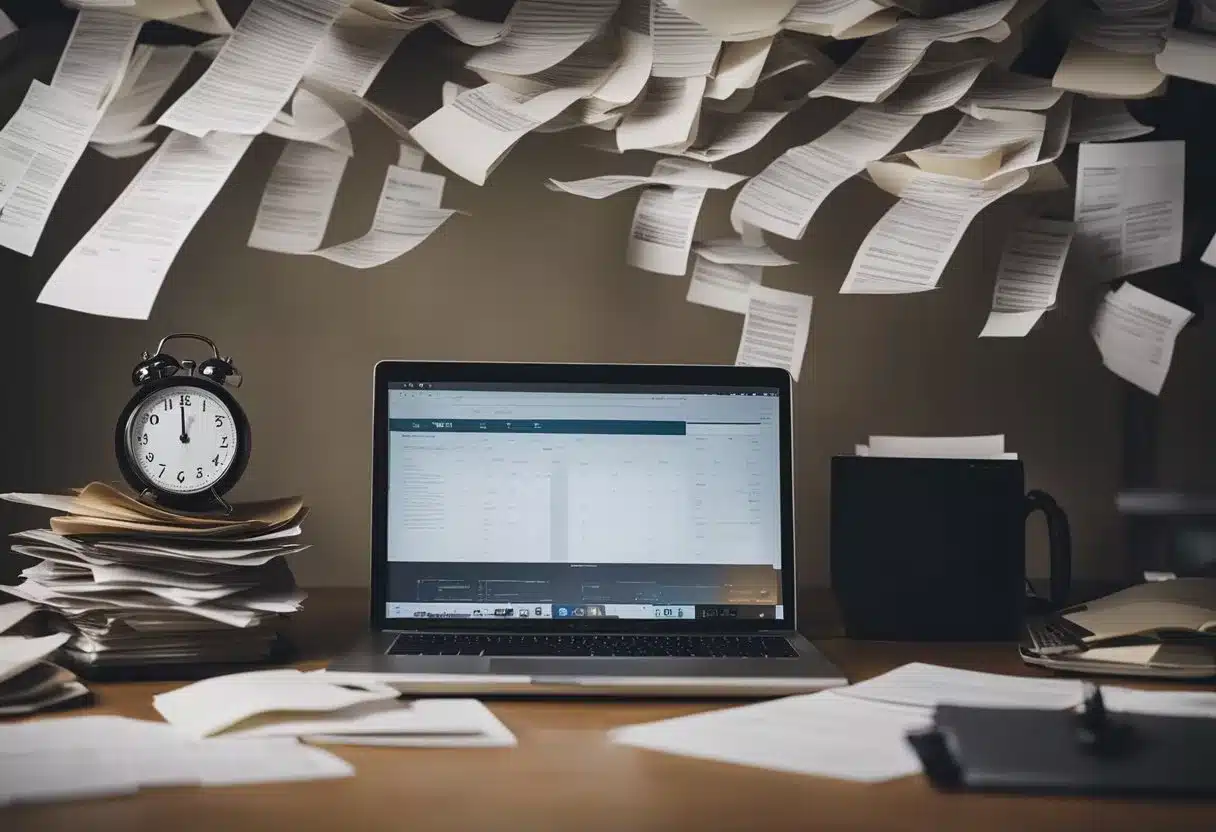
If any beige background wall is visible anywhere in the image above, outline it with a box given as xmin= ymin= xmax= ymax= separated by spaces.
xmin=1 ymin=25 xmax=1213 ymax=589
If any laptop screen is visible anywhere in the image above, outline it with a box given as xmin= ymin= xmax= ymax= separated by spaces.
xmin=384 ymin=381 xmax=785 ymax=623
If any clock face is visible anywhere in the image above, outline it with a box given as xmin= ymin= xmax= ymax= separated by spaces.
xmin=126 ymin=385 xmax=239 ymax=494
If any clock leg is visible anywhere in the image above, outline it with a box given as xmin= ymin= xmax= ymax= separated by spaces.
xmin=210 ymin=488 xmax=233 ymax=516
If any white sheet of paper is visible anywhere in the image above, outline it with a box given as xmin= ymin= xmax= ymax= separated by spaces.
xmin=836 ymin=663 xmax=1084 ymax=710
xmin=612 ymin=691 xmax=930 ymax=783
xmin=865 ymin=434 xmax=1006 ymax=457
xmin=1203 ymin=230 xmax=1216 ymax=268
xmin=0 ymin=602 xmax=36 ymax=635
xmin=1101 ymin=687 xmax=1216 ymax=718
xmin=697 ymin=237 xmax=794 ymax=266
xmin=617 ymin=76 xmax=707 ymax=151
xmin=411 ymin=83 xmax=588 ymax=185
xmin=730 ymin=107 xmax=920 ymax=239
xmin=664 ymin=0 xmax=796 ymax=40
xmin=651 ymin=0 xmax=722 ymax=78
xmin=706 ymin=37 xmax=773 ymax=99
xmin=0 ymin=10 xmax=15 ymax=41
xmin=686 ymin=256 xmax=764 ymax=313
xmin=980 ymin=217 xmax=1073 ymax=338
xmin=879 ymin=58 xmax=989 ymax=116
xmin=1052 ymin=39 xmax=1165 ymax=98
xmin=93 ymin=45 xmax=193 ymax=145
xmin=840 ymin=169 xmax=1028 ymax=294
xmin=783 ymin=0 xmax=891 ymax=38
xmin=955 ymin=66 xmax=1064 ymax=117
xmin=159 ymin=0 xmax=346 ymax=137
xmin=0 ymin=81 xmax=103 ymax=257
xmin=248 ymin=141 xmax=349 ymax=253
xmin=436 ymin=13 xmax=507 ymax=46
xmin=1155 ymin=27 xmax=1216 ymax=84
xmin=1070 ymin=3 xmax=1172 ymax=55
xmin=225 ymin=697 xmax=490 ymax=740
xmin=1067 ymin=97 xmax=1154 ymax=143
xmin=547 ymin=157 xmax=744 ymax=198
xmin=682 ymin=109 xmax=789 ymax=162
xmin=37 ymin=130 xmax=253 ymax=320
xmin=734 ymin=285 xmax=813 ymax=380
xmin=626 ymin=178 xmax=708 ymax=275
xmin=465 ymin=0 xmax=618 ymax=76
xmin=1073 ymin=140 xmax=1184 ymax=278
xmin=906 ymin=113 xmax=1044 ymax=178
xmin=306 ymin=23 xmax=406 ymax=97
xmin=314 ymin=164 xmax=456 ymax=268
xmin=0 ymin=145 xmax=32 ymax=214
xmin=265 ymin=86 xmax=353 ymax=155
xmin=305 ymin=699 xmax=517 ymax=748
xmin=51 ymin=10 xmax=144 ymax=110
xmin=0 ymin=634 xmax=71 ymax=685
xmin=594 ymin=27 xmax=652 ymax=105
xmin=1093 ymin=283 xmax=1194 ymax=395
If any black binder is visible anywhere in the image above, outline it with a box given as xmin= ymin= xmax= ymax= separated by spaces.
xmin=908 ymin=687 xmax=1216 ymax=798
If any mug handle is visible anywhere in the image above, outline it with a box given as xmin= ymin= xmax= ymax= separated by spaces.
xmin=1026 ymin=489 xmax=1071 ymax=608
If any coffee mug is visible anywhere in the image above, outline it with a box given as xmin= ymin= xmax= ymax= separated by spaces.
xmin=830 ymin=456 xmax=1071 ymax=641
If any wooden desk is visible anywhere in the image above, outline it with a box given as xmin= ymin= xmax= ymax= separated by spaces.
xmin=5 ymin=590 xmax=1215 ymax=832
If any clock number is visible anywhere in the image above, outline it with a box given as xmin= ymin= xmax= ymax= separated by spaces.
xmin=196 ymin=467 xmax=204 ymax=479
xmin=202 ymin=400 xmax=207 ymax=413
xmin=220 ymin=436 xmax=229 ymax=449
xmin=179 ymin=394 xmax=191 ymax=407
xmin=149 ymin=414 xmax=159 ymax=426
xmin=158 ymin=464 xmax=166 ymax=478
xmin=164 ymin=399 xmax=174 ymax=412
xmin=140 ymin=433 xmax=148 ymax=446
xmin=145 ymin=452 xmax=154 ymax=463
xmin=214 ymin=415 xmax=225 ymax=428
xmin=176 ymin=470 xmax=186 ymax=484
xmin=212 ymin=454 xmax=220 ymax=467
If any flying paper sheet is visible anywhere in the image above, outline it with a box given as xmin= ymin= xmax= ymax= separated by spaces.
xmin=730 ymin=107 xmax=920 ymax=240
xmin=686 ymin=257 xmax=764 ymax=313
xmin=706 ymin=37 xmax=773 ymax=100
xmin=879 ymin=58 xmax=990 ymax=116
xmin=94 ymin=138 xmax=160 ymax=158
xmin=651 ymin=0 xmax=723 ymax=78
xmin=782 ymin=0 xmax=893 ymax=38
xmin=594 ymin=16 xmax=652 ymax=105
xmin=1155 ymin=28 xmax=1216 ymax=85
xmin=37 ymin=131 xmax=254 ymax=320
xmin=265 ymin=88 xmax=353 ymax=155
xmin=436 ymin=13 xmax=508 ymax=47
xmin=681 ymin=109 xmax=789 ymax=162
xmin=0 ymin=148 xmax=32 ymax=215
xmin=906 ymin=112 xmax=1044 ymax=178
xmin=0 ymin=82 xmax=103 ymax=257
xmin=626 ymin=187 xmax=708 ymax=275
xmin=1069 ymin=2 xmax=1173 ymax=55
xmin=617 ymin=76 xmax=708 ymax=151
xmin=1073 ymin=140 xmax=1184 ymax=278
xmin=664 ymin=0 xmax=797 ymax=40
xmin=313 ymin=164 xmax=455 ymax=269
xmin=51 ymin=10 xmax=144 ymax=110
xmin=305 ymin=23 xmax=407 ymax=97
xmin=1093 ymin=283 xmax=1194 ymax=395
xmin=697 ymin=236 xmax=795 ymax=266
xmin=159 ymin=0 xmax=347 ymax=137
xmin=840 ymin=168 xmax=1028 ymax=294
xmin=955 ymin=66 xmax=1063 ymax=117
xmin=979 ymin=217 xmax=1074 ymax=337
xmin=1067 ymin=97 xmax=1154 ymax=143
xmin=465 ymin=0 xmax=619 ymax=76
xmin=547 ymin=160 xmax=745 ymax=198
xmin=1052 ymin=40 xmax=1166 ymax=98
xmin=735 ymin=285 xmax=813 ymax=381
xmin=93 ymin=45 xmax=193 ymax=146
xmin=248 ymin=141 xmax=349 ymax=253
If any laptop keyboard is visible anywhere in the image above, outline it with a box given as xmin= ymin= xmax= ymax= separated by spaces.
xmin=389 ymin=633 xmax=799 ymax=659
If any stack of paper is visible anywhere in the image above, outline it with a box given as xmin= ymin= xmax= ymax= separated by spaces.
xmin=853 ymin=434 xmax=1016 ymax=459
xmin=0 ymin=601 xmax=89 ymax=716
xmin=0 ymin=483 xmax=309 ymax=674
xmin=0 ymin=715 xmax=352 ymax=808
xmin=154 ymin=668 xmax=517 ymax=748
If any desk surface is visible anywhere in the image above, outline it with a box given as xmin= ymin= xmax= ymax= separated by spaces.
xmin=6 ymin=589 xmax=1215 ymax=832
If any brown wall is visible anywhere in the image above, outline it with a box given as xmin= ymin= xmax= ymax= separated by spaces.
xmin=1 ymin=28 xmax=1214 ymax=589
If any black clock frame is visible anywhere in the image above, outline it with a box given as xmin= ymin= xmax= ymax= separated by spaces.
xmin=115 ymin=375 xmax=252 ymax=513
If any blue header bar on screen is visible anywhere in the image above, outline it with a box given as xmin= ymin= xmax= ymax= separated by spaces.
xmin=388 ymin=419 xmax=686 ymax=435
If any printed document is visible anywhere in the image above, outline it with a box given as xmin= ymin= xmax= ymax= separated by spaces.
xmin=305 ymin=23 xmax=406 ymax=97
xmin=1155 ymin=27 xmax=1216 ymax=85
xmin=547 ymin=160 xmax=744 ymax=198
xmin=1052 ymin=40 xmax=1165 ymax=98
xmin=626 ymin=174 xmax=708 ymax=275
xmin=1067 ymin=97 xmax=1154 ymax=143
xmin=706 ymin=37 xmax=773 ymax=100
xmin=465 ymin=0 xmax=619 ymax=76
xmin=835 ymin=662 xmax=1085 ymax=710
xmin=782 ymin=0 xmax=894 ymax=39
xmin=159 ymin=0 xmax=347 ymax=136
xmin=664 ymin=0 xmax=797 ymax=40
xmin=686 ymin=257 xmax=764 ymax=314
xmin=879 ymin=58 xmax=989 ymax=116
xmin=37 ymin=131 xmax=253 ymax=320
xmin=248 ymin=141 xmax=349 ymax=253
xmin=1093 ymin=283 xmax=1194 ymax=395
xmin=682 ymin=109 xmax=789 ymax=162
xmin=651 ymin=0 xmax=722 ymax=78
xmin=93 ymin=45 xmax=193 ymax=146
xmin=735 ymin=285 xmax=813 ymax=380
xmin=906 ymin=113 xmax=1045 ymax=178
xmin=730 ymin=107 xmax=920 ymax=239
xmin=617 ymin=77 xmax=707 ymax=151
xmin=840 ymin=169 xmax=1028 ymax=294
xmin=955 ymin=66 xmax=1063 ymax=117
xmin=980 ymin=218 xmax=1073 ymax=337
xmin=51 ymin=10 xmax=144 ymax=110
xmin=1073 ymin=140 xmax=1184 ymax=278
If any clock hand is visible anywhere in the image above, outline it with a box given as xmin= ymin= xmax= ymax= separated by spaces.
xmin=179 ymin=401 xmax=189 ymax=444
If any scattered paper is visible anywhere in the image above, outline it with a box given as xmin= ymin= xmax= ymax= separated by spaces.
xmin=665 ymin=0 xmax=797 ymax=40
xmin=51 ymin=10 xmax=144 ymax=110
xmin=617 ymin=76 xmax=707 ymax=151
xmin=782 ymin=0 xmax=894 ymax=39
xmin=1069 ymin=2 xmax=1173 ymax=55
xmin=1093 ymin=282 xmax=1194 ymax=395
xmin=465 ymin=0 xmax=618 ymax=76
xmin=980 ymin=217 xmax=1073 ymax=337
xmin=0 ymin=634 xmax=70 ymax=686
xmin=594 ymin=21 xmax=652 ymax=105
xmin=437 ymin=13 xmax=508 ymax=47
xmin=265 ymin=86 xmax=353 ymax=155
xmin=248 ymin=141 xmax=349 ymax=253
xmin=706 ymin=37 xmax=773 ymax=100
xmin=735 ymin=285 xmax=813 ymax=380
xmin=955 ymin=66 xmax=1064 ymax=117
xmin=651 ymin=0 xmax=723 ymax=78
xmin=93 ymin=45 xmax=193 ymax=146
xmin=613 ymin=691 xmax=930 ymax=783
xmin=906 ymin=113 xmax=1044 ymax=178
xmin=835 ymin=662 xmax=1084 ymax=710
xmin=879 ymin=58 xmax=989 ymax=116
xmin=864 ymin=434 xmax=1009 ymax=458
xmin=1102 ymin=686 xmax=1216 ymax=719
xmin=159 ymin=0 xmax=347 ymax=137
xmin=1067 ymin=96 xmax=1154 ymax=143
xmin=37 ymin=131 xmax=253 ymax=320
xmin=697 ymin=236 xmax=794 ymax=266
xmin=93 ymin=138 xmax=159 ymax=159
xmin=1052 ymin=39 xmax=1166 ymax=98
xmin=1073 ymin=140 xmax=1184 ymax=278
xmin=0 ymin=601 xmax=37 ymax=634
xmin=1155 ymin=27 xmax=1216 ymax=85
xmin=0 ymin=82 xmax=103 ymax=257
xmin=686 ymin=257 xmax=764 ymax=313
xmin=305 ymin=23 xmax=406 ymax=97
xmin=547 ymin=159 xmax=745 ymax=198
xmin=313 ymin=164 xmax=456 ymax=268
xmin=730 ymin=107 xmax=920 ymax=239
xmin=682 ymin=109 xmax=789 ymax=162
xmin=626 ymin=167 xmax=709 ymax=275
xmin=840 ymin=169 xmax=1028 ymax=294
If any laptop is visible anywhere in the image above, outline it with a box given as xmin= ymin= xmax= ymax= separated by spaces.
xmin=328 ymin=361 xmax=847 ymax=696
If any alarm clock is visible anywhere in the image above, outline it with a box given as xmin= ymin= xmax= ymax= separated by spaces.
xmin=115 ymin=334 xmax=251 ymax=513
